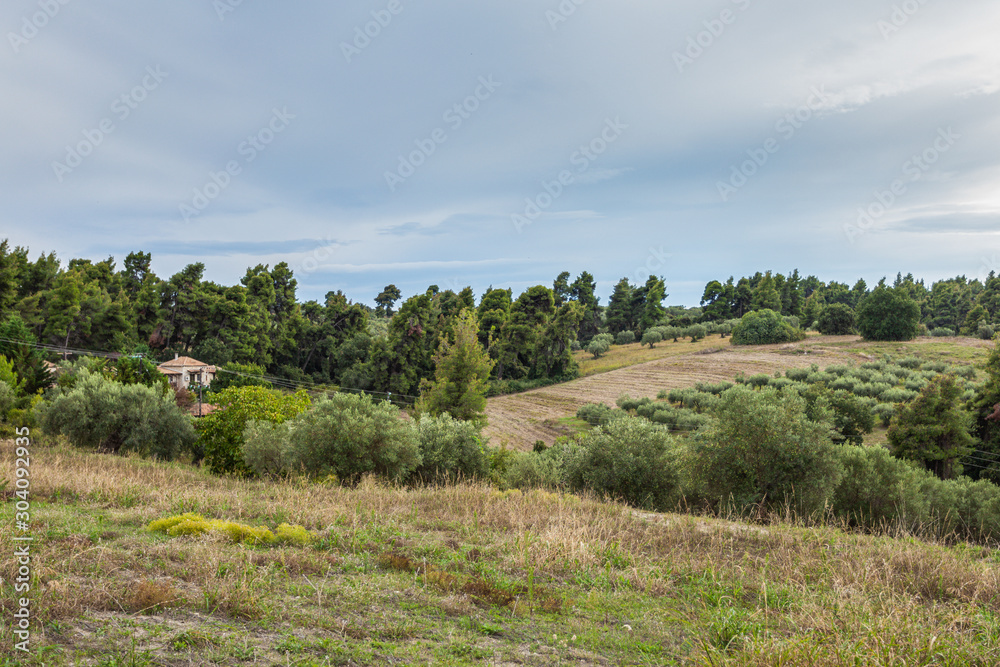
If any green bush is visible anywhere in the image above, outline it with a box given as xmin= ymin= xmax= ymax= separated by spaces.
xmin=831 ymin=446 xmax=931 ymax=530
xmin=785 ymin=368 xmax=810 ymax=382
xmin=731 ymin=309 xmax=805 ymax=346
xmin=0 ymin=380 xmax=13 ymax=422
xmin=853 ymin=382 xmax=892 ymax=399
xmin=880 ymin=387 xmax=918 ymax=403
xmin=694 ymin=381 xmax=734 ymax=395
xmin=686 ymin=324 xmax=708 ymax=342
xmin=412 ymin=412 xmax=488 ymax=482
xmin=641 ymin=330 xmax=663 ymax=348
xmin=873 ymin=403 xmax=895 ymax=427
xmin=978 ymin=324 xmax=995 ymax=340
xmin=504 ymin=442 xmax=581 ymax=491
xmin=586 ymin=338 xmax=611 ymax=358
xmin=931 ymin=327 xmax=956 ymax=337
xmin=686 ymin=385 xmax=842 ymax=515
xmin=615 ymin=330 xmax=636 ymax=345
xmin=855 ymin=285 xmax=920 ymax=341
xmin=816 ymin=304 xmax=856 ymax=335
xmin=254 ymin=392 xmax=421 ymax=484
xmin=208 ymin=362 xmax=272 ymax=393
xmin=617 ymin=395 xmax=651 ymax=411
xmin=577 ymin=402 xmax=617 ymax=426
xmin=898 ymin=356 xmax=922 ymax=369
xmin=197 ymin=386 xmax=311 ymax=476
xmin=565 ymin=416 xmax=682 ymax=511
xmin=39 ymin=371 xmax=195 ymax=460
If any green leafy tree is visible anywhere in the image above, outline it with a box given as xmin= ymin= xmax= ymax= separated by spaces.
xmin=244 ymin=392 xmax=420 ymax=483
xmin=856 ymin=283 xmax=920 ymax=341
xmin=0 ymin=316 xmax=52 ymax=395
xmin=412 ymin=412 xmax=489 ymax=482
xmin=565 ymin=416 xmax=681 ymax=510
xmin=968 ymin=337 xmax=1000 ymax=482
xmin=552 ymin=271 xmax=571 ymax=307
xmin=700 ymin=279 xmax=734 ymax=321
xmin=751 ymin=271 xmax=781 ymax=312
xmin=688 ymin=385 xmax=843 ymax=513
xmin=39 ymin=371 xmax=195 ymax=460
xmin=587 ymin=337 xmax=611 ymax=358
xmin=374 ymin=284 xmax=402 ymax=318
xmin=887 ymin=375 xmax=974 ymax=480
xmin=604 ymin=278 xmax=636 ymax=334
xmin=108 ymin=355 xmax=170 ymax=393
xmin=196 ymin=386 xmax=311 ymax=475
xmin=209 ymin=362 xmax=272 ymax=393
xmin=417 ymin=310 xmax=494 ymax=425
xmin=639 ymin=276 xmax=667 ymax=332
xmin=816 ymin=303 xmax=856 ymax=335
xmin=569 ymin=271 xmax=601 ymax=342
xmin=641 ymin=330 xmax=662 ymax=348
xmin=962 ymin=304 xmax=989 ymax=336
xmin=802 ymin=385 xmax=874 ymax=446
xmin=731 ymin=309 xmax=804 ymax=345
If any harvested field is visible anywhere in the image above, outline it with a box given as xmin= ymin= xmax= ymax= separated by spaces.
xmin=484 ymin=334 xmax=994 ymax=450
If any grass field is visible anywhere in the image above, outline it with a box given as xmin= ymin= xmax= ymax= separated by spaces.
xmin=484 ymin=334 xmax=994 ymax=451
xmin=4 ymin=441 xmax=1000 ymax=665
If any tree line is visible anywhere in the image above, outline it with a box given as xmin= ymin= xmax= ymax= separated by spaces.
xmin=2 ymin=239 xmax=999 ymax=397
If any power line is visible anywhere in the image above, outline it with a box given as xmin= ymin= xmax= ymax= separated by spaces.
xmin=0 ymin=333 xmax=416 ymax=404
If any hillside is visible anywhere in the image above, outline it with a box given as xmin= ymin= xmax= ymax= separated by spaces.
xmin=485 ymin=335 xmax=994 ymax=450
xmin=3 ymin=441 xmax=1000 ymax=666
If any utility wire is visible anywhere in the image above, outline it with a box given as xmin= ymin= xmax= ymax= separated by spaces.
xmin=0 ymin=334 xmax=416 ymax=404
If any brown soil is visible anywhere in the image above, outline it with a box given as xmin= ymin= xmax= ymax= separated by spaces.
xmin=484 ymin=335 xmax=897 ymax=450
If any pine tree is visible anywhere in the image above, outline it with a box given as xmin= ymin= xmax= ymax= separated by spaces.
xmin=417 ymin=309 xmax=495 ymax=425
xmin=887 ymin=374 xmax=974 ymax=480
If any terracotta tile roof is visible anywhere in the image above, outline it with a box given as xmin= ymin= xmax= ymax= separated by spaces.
xmin=158 ymin=356 xmax=210 ymax=368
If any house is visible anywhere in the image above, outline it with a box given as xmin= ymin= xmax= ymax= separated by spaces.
xmin=157 ymin=355 xmax=216 ymax=390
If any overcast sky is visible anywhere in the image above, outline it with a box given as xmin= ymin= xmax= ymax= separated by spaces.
xmin=2 ymin=0 xmax=999 ymax=307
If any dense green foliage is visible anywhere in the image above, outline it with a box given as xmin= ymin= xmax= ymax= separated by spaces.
xmin=196 ymin=386 xmax=311 ymax=475
xmin=416 ymin=309 xmax=493 ymax=424
xmin=687 ymin=385 xmax=843 ymax=514
xmin=887 ymin=375 xmax=975 ymax=479
xmin=39 ymin=370 xmax=195 ymax=459
xmin=565 ymin=417 xmax=682 ymax=510
xmin=856 ymin=284 xmax=920 ymax=341
xmin=816 ymin=303 xmax=855 ymax=335
xmin=243 ymin=392 xmax=421 ymax=484
xmin=731 ymin=309 xmax=805 ymax=345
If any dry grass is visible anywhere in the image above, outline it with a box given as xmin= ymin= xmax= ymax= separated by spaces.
xmin=486 ymin=334 xmax=995 ymax=451
xmin=3 ymin=440 xmax=1000 ymax=664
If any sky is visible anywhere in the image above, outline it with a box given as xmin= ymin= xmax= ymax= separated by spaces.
xmin=2 ymin=0 xmax=999 ymax=308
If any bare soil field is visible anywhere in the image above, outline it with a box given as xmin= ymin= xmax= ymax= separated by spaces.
xmin=484 ymin=334 xmax=994 ymax=450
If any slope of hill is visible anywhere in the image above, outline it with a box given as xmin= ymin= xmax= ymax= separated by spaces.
xmin=484 ymin=335 xmax=993 ymax=450
xmin=3 ymin=441 xmax=1000 ymax=666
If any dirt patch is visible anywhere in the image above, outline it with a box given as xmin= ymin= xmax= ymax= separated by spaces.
xmin=485 ymin=336 xmax=874 ymax=450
